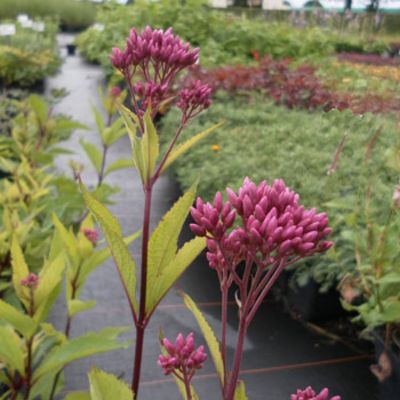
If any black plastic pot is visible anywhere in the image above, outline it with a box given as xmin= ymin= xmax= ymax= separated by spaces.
xmin=286 ymin=277 xmax=345 ymax=322
xmin=374 ymin=339 xmax=400 ymax=400
xmin=66 ymin=44 xmax=76 ymax=56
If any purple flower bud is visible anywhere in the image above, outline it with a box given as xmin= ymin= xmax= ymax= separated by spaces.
xmin=290 ymin=386 xmax=341 ymax=400
xmin=21 ymin=273 xmax=39 ymax=289
xmin=158 ymin=332 xmax=207 ymax=378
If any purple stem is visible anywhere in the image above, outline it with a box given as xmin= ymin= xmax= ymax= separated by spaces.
xmin=132 ymin=184 xmax=153 ymax=398
xmin=221 ymin=279 xmax=228 ymax=394
xmin=225 ymin=314 xmax=247 ymax=400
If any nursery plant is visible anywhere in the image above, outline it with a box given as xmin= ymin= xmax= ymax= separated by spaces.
xmin=78 ymin=25 xmax=337 ymax=400
xmin=0 ymin=227 xmax=129 ymax=399
xmin=0 ymin=20 xmax=60 ymax=87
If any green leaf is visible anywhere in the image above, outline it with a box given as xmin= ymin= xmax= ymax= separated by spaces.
xmin=80 ymin=183 xmax=137 ymax=314
xmin=182 ymin=292 xmax=224 ymax=385
xmin=34 ymin=330 xmax=129 ymax=380
xmin=29 ymin=95 xmax=48 ymax=126
xmin=68 ymin=299 xmax=96 ymax=318
xmin=0 ymin=326 xmax=25 ymax=375
xmin=52 ymin=214 xmax=80 ymax=267
xmin=105 ymin=159 xmax=134 ymax=176
xmin=80 ymin=139 xmax=103 ymax=174
xmin=65 ymin=392 xmax=91 ymax=400
xmin=11 ymin=235 xmax=29 ymax=307
xmin=141 ymin=108 xmax=159 ymax=181
xmin=147 ymin=237 xmax=205 ymax=315
xmin=89 ymin=368 xmax=133 ymax=400
xmin=0 ymin=300 xmax=36 ymax=338
xmin=161 ymin=122 xmax=223 ymax=174
xmin=92 ymin=105 xmax=105 ymax=135
xmin=102 ymin=118 xmax=126 ymax=146
xmin=35 ymin=254 xmax=65 ymax=309
xmin=78 ymin=230 xmax=141 ymax=287
xmin=147 ymin=183 xmax=197 ymax=315
xmin=234 ymin=381 xmax=248 ymax=400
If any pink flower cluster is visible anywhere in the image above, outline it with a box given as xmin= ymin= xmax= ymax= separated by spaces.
xmin=291 ymin=386 xmax=341 ymax=400
xmin=110 ymin=26 xmax=211 ymax=120
xmin=158 ymin=333 xmax=207 ymax=376
xmin=111 ymin=26 xmax=199 ymax=74
xmin=177 ymin=80 xmax=212 ymax=119
xmin=81 ymin=228 xmax=99 ymax=246
xmin=190 ymin=178 xmax=333 ymax=273
xmin=21 ymin=273 xmax=39 ymax=289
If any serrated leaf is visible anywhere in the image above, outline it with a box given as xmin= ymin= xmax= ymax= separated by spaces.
xmin=89 ymin=368 xmax=133 ymax=400
xmin=11 ymin=235 xmax=29 ymax=307
xmin=80 ymin=139 xmax=103 ymax=174
xmin=147 ymin=184 xmax=197 ymax=314
xmin=146 ymin=237 xmax=205 ymax=315
xmin=0 ymin=326 xmax=25 ymax=375
xmin=80 ymin=183 xmax=137 ymax=315
xmin=68 ymin=299 xmax=96 ymax=318
xmin=34 ymin=330 xmax=129 ymax=380
xmin=161 ymin=122 xmax=223 ymax=174
xmin=103 ymin=118 xmax=126 ymax=146
xmin=234 ymin=380 xmax=248 ymax=400
xmin=105 ymin=159 xmax=133 ymax=176
xmin=182 ymin=292 xmax=224 ymax=385
xmin=0 ymin=299 xmax=36 ymax=338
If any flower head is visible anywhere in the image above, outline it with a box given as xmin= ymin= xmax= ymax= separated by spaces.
xmin=158 ymin=332 xmax=207 ymax=376
xmin=21 ymin=273 xmax=39 ymax=289
xmin=392 ymin=184 xmax=400 ymax=208
xmin=291 ymin=386 xmax=341 ymax=400
xmin=81 ymin=228 xmax=99 ymax=246
xmin=177 ymin=80 xmax=212 ymax=118
xmin=111 ymin=26 xmax=199 ymax=81
xmin=190 ymin=178 xmax=332 ymax=272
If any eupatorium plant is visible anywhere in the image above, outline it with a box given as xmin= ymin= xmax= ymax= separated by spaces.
xmin=81 ymin=26 xmax=220 ymax=399
xmin=182 ymin=178 xmax=332 ymax=399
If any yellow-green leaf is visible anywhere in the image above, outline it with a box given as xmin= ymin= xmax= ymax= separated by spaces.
xmin=68 ymin=299 xmax=96 ymax=318
xmin=0 ymin=300 xmax=36 ymax=338
xmin=89 ymin=368 xmax=133 ymax=400
xmin=34 ymin=330 xmax=129 ymax=380
xmin=80 ymin=139 xmax=103 ymax=174
xmin=80 ymin=183 xmax=137 ymax=314
xmin=65 ymin=392 xmax=91 ymax=400
xmin=147 ymin=237 xmax=205 ymax=315
xmin=0 ymin=326 xmax=25 ymax=375
xmin=52 ymin=214 xmax=80 ymax=267
xmin=234 ymin=380 xmax=248 ymax=400
xmin=11 ymin=235 xmax=29 ymax=307
xmin=35 ymin=254 xmax=65 ymax=309
xmin=147 ymin=183 xmax=197 ymax=314
xmin=105 ymin=159 xmax=134 ymax=176
xmin=141 ymin=108 xmax=159 ymax=181
xmin=182 ymin=292 xmax=224 ymax=385
xmin=161 ymin=122 xmax=223 ymax=174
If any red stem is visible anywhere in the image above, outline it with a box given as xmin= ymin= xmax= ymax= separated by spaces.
xmin=246 ymin=259 xmax=286 ymax=325
xmin=182 ymin=367 xmax=193 ymax=400
xmin=132 ymin=185 xmax=153 ymax=398
xmin=221 ymin=279 xmax=228 ymax=394
xmin=225 ymin=315 xmax=247 ymax=400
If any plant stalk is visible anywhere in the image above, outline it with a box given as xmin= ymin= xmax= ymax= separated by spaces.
xmin=132 ymin=185 xmax=153 ymax=398
xmin=225 ymin=316 xmax=247 ymax=400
